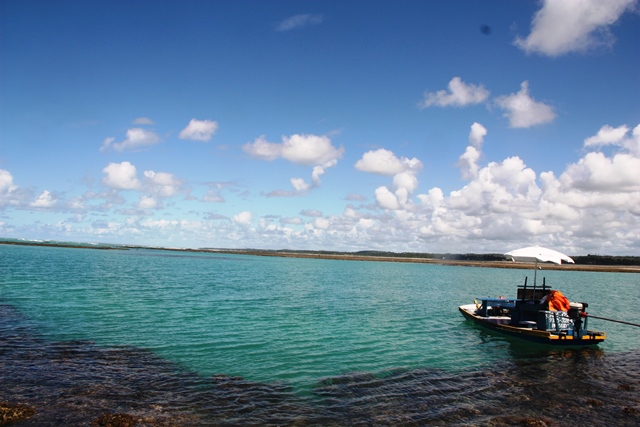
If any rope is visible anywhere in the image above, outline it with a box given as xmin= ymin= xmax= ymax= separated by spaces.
xmin=586 ymin=314 xmax=640 ymax=328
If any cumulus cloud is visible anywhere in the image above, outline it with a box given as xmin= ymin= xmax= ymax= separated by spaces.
xmin=355 ymin=149 xmax=423 ymax=210
xmin=263 ymin=121 xmax=634 ymax=254
xmin=515 ymin=0 xmax=637 ymax=56
xmin=102 ymin=162 xmax=141 ymax=190
xmin=276 ymin=14 xmax=323 ymax=31
xmin=281 ymin=134 xmax=342 ymax=165
xmin=458 ymin=123 xmax=488 ymax=180
xmin=291 ymin=178 xmax=311 ymax=192
xmin=179 ymin=118 xmax=219 ymax=142
xmin=584 ymin=124 xmax=629 ymax=146
xmin=243 ymin=136 xmax=280 ymax=161
xmin=375 ymin=186 xmax=401 ymax=210
xmin=0 ymin=170 xmax=17 ymax=192
xmin=468 ymin=122 xmax=488 ymax=148
xmin=244 ymin=133 xmax=344 ymax=194
xmin=314 ymin=217 xmax=330 ymax=229
xmin=143 ymin=170 xmax=182 ymax=197
xmin=583 ymin=124 xmax=640 ymax=155
xmin=100 ymin=163 xmax=185 ymax=211
xmin=355 ymin=148 xmax=409 ymax=176
xmin=100 ymin=128 xmax=161 ymax=152
xmin=419 ymin=77 xmax=490 ymax=108
xmin=244 ymin=134 xmax=343 ymax=165
xmin=0 ymin=169 xmax=20 ymax=207
xmin=560 ymin=152 xmax=640 ymax=192
xmin=494 ymin=81 xmax=556 ymax=128
xmin=138 ymin=195 xmax=158 ymax=210
xmin=30 ymin=190 xmax=57 ymax=208
xmin=233 ymin=211 xmax=252 ymax=226
xmin=410 ymin=121 xmax=640 ymax=252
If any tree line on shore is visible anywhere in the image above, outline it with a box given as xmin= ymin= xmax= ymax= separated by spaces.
xmin=275 ymin=249 xmax=640 ymax=266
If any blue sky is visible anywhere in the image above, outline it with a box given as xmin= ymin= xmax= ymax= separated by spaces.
xmin=1 ymin=0 xmax=639 ymax=254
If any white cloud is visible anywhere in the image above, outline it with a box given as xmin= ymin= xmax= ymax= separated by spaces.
xmin=419 ymin=77 xmax=490 ymax=108
xmin=276 ymin=14 xmax=323 ymax=31
xmin=584 ymin=124 xmax=640 ymax=155
xmin=138 ymin=195 xmax=158 ymax=210
xmin=458 ymin=146 xmax=482 ymax=180
xmin=100 ymin=164 xmax=184 ymax=210
xmin=374 ymin=186 xmax=400 ymax=210
xmin=244 ymin=134 xmax=343 ymax=166
xmin=0 ymin=170 xmax=16 ymax=192
xmin=355 ymin=148 xmax=421 ymax=176
xmin=133 ymin=117 xmax=154 ymax=125
xmin=405 ymin=121 xmax=640 ymax=253
xmin=243 ymin=136 xmax=280 ymax=161
xmin=584 ymin=124 xmax=630 ymax=146
xmin=0 ymin=169 xmax=20 ymax=207
xmin=291 ymin=177 xmax=311 ymax=192
xmin=143 ymin=170 xmax=182 ymax=197
xmin=515 ymin=0 xmax=637 ymax=56
xmin=244 ymin=134 xmax=344 ymax=194
xmin=102 ymin=162 xmax=141 ymax=190
xmin=233 ymin=211 xmax=252 ymax=226
xmin=458 ymin=122 xmax=488 ymax=180
xmin=100 ymin=128 xmax=161 ymax=152
xmin=126 ymin=121 xmax=634 ymax=253
xmin=469 ymin=122 xmax=487 ymax=148
xmin=356 ymin=149 xmax=423 ymax=210
xmin=30 ymin=190 xmax=57 ymax=208
xmin=281 ymin=134 xmax=343 ymax=166
xmin=628 ymin=124 xmax=640 ymax=156
xmin=179 ymin=118 xmax=219 ymax=142
xmin=393 ymin=171 xmax=419 ymax=195
xmin=560 ymin=152 xmax=640 ymax=192
xmin=494 ymin=81 xmax=556 ymax=128
xmin=314 ymin=217 xmax=330 ymax=229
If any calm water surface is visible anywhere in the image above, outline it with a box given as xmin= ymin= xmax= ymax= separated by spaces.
xmin=1 ymin=244 xmax=639 ymax=426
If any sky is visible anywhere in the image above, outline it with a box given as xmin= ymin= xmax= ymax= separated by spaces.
xmin=1 ymin=0 xmax=639 ymax=255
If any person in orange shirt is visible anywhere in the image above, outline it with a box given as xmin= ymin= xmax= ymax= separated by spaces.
xmin=541 ymin=290 xmax=571 ymax=311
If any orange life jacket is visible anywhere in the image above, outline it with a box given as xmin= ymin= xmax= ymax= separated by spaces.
xmin=547 ymin=290 xmax=570 ymax=311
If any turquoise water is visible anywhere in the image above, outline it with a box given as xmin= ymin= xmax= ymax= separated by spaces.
xmin=1 ymin=244 xmax=638 ymax=392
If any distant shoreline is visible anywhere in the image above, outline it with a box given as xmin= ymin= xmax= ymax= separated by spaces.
xmin=217 ymin=249 xmax=640 ymax=273
xmin=2 ymin=240 xmax=638 ymax=273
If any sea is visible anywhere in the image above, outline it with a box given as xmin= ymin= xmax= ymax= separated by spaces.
xmin=1 ymin=243 xmax=639 ymax=426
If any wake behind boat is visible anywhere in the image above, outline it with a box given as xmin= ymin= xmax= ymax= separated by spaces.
xmin=459 ymin=246 xmax=606 ymax=346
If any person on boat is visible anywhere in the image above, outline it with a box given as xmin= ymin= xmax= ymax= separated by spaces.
xmin=540 ymin=290 xmax=571 ymax=311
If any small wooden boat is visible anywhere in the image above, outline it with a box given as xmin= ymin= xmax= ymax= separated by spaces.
xmin=459 ymin=246 xmax=606 ymax=346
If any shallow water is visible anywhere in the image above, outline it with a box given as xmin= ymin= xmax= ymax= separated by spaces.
xmin=1 ymin=244 xmax=639 ymax=425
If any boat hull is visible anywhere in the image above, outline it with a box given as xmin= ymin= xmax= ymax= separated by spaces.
xmin=459 ymin=305 xmax=605 ymax=346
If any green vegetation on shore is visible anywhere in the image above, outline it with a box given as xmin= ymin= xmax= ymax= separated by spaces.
xmin=244 ymin=248 xmax=640 ymax=267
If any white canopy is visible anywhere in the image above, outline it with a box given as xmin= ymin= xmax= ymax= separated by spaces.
xmin=504 ymin=245 xmax=574 ymax=265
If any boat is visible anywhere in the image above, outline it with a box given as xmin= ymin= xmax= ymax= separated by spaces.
xmin=458 ymin=246 xmax=606 ymax=346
